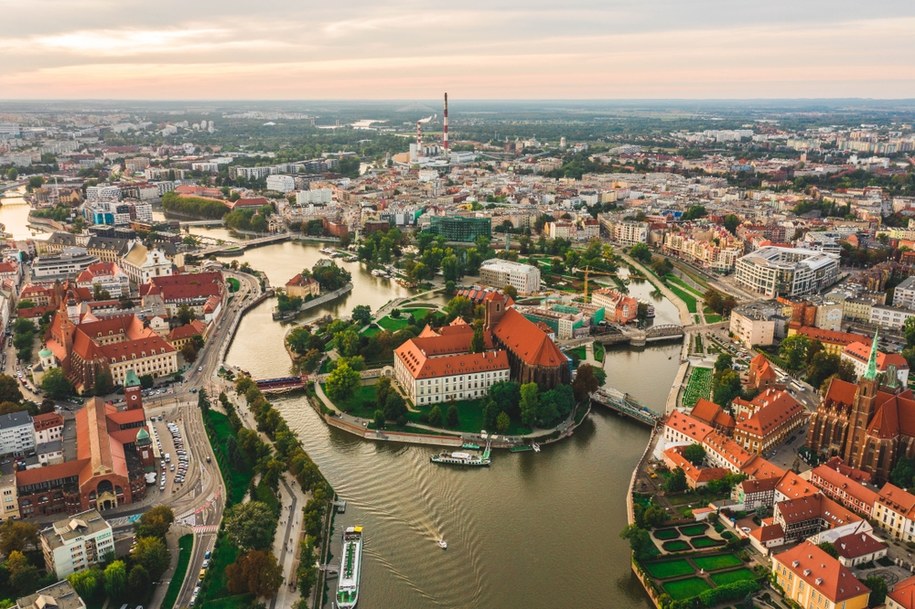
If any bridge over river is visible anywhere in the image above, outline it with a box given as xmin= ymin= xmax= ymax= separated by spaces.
xmin=590 ymin=387 xmax=661 ymax=427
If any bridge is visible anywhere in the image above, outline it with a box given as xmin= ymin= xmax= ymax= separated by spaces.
xmin=196 ymin=233 xmax=291 ymax=256
xmin=255 ymin=375 xmax=308 ymax=394
xmin=590 ymin=387 xmax=660 ymax=427
xmin=180 ymin=219 xmax=225 ymax=227
xmin=644 ymin=324 xmax=685 ymax=342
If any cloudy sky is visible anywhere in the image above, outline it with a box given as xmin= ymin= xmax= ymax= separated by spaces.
xmin=2 ymin=0 xmax=914 ymax=99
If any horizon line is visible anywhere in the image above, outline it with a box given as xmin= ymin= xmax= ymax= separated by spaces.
xmin=2 ymin=97 xmax=915 ymax=103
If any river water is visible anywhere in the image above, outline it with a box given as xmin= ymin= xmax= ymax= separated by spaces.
xmin=222 ymin=240 xmax=678 ymax=609
xmin=3 ymin=197 xmax=677 ymax=608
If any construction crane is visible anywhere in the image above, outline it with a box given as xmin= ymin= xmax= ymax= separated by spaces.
xmin=576 ymin=266 xmax=619 ymax=303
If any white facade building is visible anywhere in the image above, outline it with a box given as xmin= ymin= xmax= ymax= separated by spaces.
xmin=479 ymin=259 xmax=541 ymax=294
xmin=0 ymin=411 xmax=35 ymax=457
xmin=120 ymin=241 xmax=172 ymax=285
xmin=296 ymin=189 xmax=333 ymax=205
xmin=893 ymin=276 xmax=915 ymax=311
xmin=266 ymin=174 xmax=296 ymax=193
xmin=734 ymin=246 xmax=839 ymax=298
xmin=41 ymin=509 xmax=115 ymax=579
xmin=870 ymin=305 xmax=915 ymax=331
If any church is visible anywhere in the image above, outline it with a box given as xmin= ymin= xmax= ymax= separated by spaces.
xmin=806 ymin=331 xmax=915 ymax=483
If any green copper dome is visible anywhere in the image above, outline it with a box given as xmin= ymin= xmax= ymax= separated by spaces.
xmin=39 ymin=348 xmax=52 ymax=358
xmin=136 ymin=427 xmax=150 ymax=443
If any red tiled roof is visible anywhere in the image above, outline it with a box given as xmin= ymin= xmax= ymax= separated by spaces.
xmin=810 ymin=463 xmax=878 ymax=510
xmin=834 ymin=529 xmax=887 ymax=559
xmin=751 ymin=523 xmax=784 ymax=542
xmin=889 ymin=575 xmax=915 ymax=609
xmin=776 ymin=471 xmax=819 ymax=500
xmin=793 ymin=325 xmax=870 ymax=347
xmin=662 ymin=447 xmax=728 ymax=484
xmin=773 ymin=541 xmax=869 ymax=603
xmin=877 ymin=483 xmax=915 ymax=515
xmin=32 ymin=412 xmax=64 ymax=432
xmin=15 ymin=459 xmax=87 ymax=486
xmin=776 ymin=494 xmax=859 ymax=528
xmin=740 ymin=456 xmax=785 ymax=480
xmin=845 ymin=341 xmax=910 ymax=371
xmin=664 ymin=410 xmax=713 ymax=444
xmin=168 ymin=320 xmax=206 ymax=341
xmin=492 ymin=308 xmax=566 ymax=368
xmin=99 ymin=336 xmax=175 ymax=360
xmin=735 ymin=389 xmax=805 ymax=437
xmin=140 ymin=272 xmax=223 ymax=302
xmin=690 ymin=398 xmax=735 ymax=430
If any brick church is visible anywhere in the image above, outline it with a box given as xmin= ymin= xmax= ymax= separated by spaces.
xmin=806 ymin=331 xmax=915 ymax=483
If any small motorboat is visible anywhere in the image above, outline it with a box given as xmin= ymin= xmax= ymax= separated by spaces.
xmin=437 ymin=539 xmax=448 ymax=550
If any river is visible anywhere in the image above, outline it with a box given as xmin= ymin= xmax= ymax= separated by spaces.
xmin=223 ymin=240 xmax=677 ymax=608
xmin=3 ymin=197 xmax=676 ymax=607
xmin=0 ymin=186 xmax=51 ymax=240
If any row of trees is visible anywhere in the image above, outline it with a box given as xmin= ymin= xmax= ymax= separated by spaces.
xmin=224 ymin=205 xmax=273 ymax=233
xmin=161 ymin=192 xmax=228 ymax=219
xmin=778 ymin=335 xmax=855 ymax=390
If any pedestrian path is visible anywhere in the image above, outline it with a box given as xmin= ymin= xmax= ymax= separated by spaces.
xmin=193 ymin=524 xmax=219 ymax=534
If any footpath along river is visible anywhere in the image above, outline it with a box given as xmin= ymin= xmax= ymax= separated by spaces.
xmin=221 ymin=239 xmax=677 ymax=608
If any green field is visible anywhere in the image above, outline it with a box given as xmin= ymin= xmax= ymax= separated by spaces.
xmin=692 ymin=554 xmax=743 ymax=572
xmin=662 ymin=540 xmax=691 ymax=552
xmin=678 ymin=524 xmax=708 ymax=537
xmin=568 ymin=346 xmax=586 ymax=361
xmin=323 ymin=383 xmax=378 ymax=418
xmin=691 ymin=536 xmax=725 ymax=549
xmin=199 ymin=595 xmax=255 ymax=609
xmin=667 ymin=282 xmax=698 ymax=313
xmin=360 ymin=324 xmax=381 ymax=337
xmin=710 ymin=568 xmax=757 ymax=586
xmin=405 ymin=398 xmax=532 ymax=435
xmin=705 ymin=314 xmax=722 ymax=324
xmin=653 ymin=528 xmax=680 ymax=540
xmin=662 ymin=577 xmax=712 ymax=601
xmin=376 ymin=315 xmax=410 ymax=332
xmin=682 ymin=367 xmax=713 ymax=408
xmin=644 ymin=559 xmax=694 ymax=579
xmin=204 ymin=410 xmax=254 ymax=506
xmin=162 ymin=534 xmax=194 ymax=609
xmin=226 ymin=277 xmax=240 ymax=292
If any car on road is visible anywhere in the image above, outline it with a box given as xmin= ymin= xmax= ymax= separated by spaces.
xmin=202 ymin=559 xmax=210 ymax=568
xmin=204 ymin=550 xmax=211 ymax=559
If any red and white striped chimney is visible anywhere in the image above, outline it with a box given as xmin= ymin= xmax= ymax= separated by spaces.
xmin=443 ymin=92 xmax=449 ymax=152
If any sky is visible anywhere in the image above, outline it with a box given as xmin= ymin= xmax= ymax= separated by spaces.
xmin=1 ymin=0 xmax=914 ymax=100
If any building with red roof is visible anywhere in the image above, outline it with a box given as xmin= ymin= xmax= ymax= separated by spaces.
xmin=689 ymin=398 xmax=735 ymax=433
xmin=889 ymin=575 xmax=915 ymax=609
xmin=661 ymin=446 xmax=729 ymax=490
xmin=139 ymin=271 xmax=225 ymax=318
xmin=842 ymin=340 xmax=909 ymax=386
xmin=732 ymin=388 xmax=806 ymax=455
xmin=16 ymin=387 xmax=151 ymax=517
xmin=747 ymin=352 xmax=778 ymax=391
xmin=833 ymin=526 xmax=888 ymax=567
xmin=809 ymin=458 xmax=879 ymax=517
xmin=771 ymin=541 xmax=870 ymax=609
xmin=774 ymin=494 xmax=862 ymax=542
xmin=75 ymin=261 xmax=129 ymax=298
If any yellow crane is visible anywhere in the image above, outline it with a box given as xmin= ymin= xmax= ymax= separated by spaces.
xmin=577 ymin=266 xmax=619 ymax=303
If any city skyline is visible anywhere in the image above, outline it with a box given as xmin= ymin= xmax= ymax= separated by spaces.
xmin=2 ymin=0 xmax=915 ymax=100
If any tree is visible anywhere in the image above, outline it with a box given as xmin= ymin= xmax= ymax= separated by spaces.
xmin=519 ymin=382 xmax=540 ymax=426
xmin=470 ymin=324 xmax=484 ymax=353
xmin=176 ymin=304 xmax=196 ymax=325
xmin=104 ymin=560 xmax=128 ymax=600
xmin=382 ymin=392 xmax=406 ymax=422
xmin=138 ymin=374 xmax=154 ymax=390
xmin=664 ymin=468 xmax=687 ymax=493
xmin=351 ymin=305 xmax=372 ymax=326
xmin=0 ymin=375 xmax=22 ymax=403
xmin=6 ymin=550 xmax=39 ymax=595
xmin=126 ymin=565 xmax=151 ymax=601
xmin=502 ymin=285 xmax=518 ymax=300
xmin=620 ymin=525 xmax=655 ymax=563
xmin=779 ymin=334 xmax=812 ymax=371
xmin=682 ymin=443 xmax=706 ymax=466
xmin=130 ymin=537 xmax=170 ymax=580
xmin=68 ymin=567 xmax=103 ymax=601
xmin=572 ymin=364 xmax=601 ymax=402
xmin=496 ymin=411 xmax=510 ymax=433
xmin=427 ymin=405 xmax=443 ymax=427
xmin=93 ymin=370 xmax=114 ymax=396
xmin=714 ymin=353 xmax=733 ymax=374
xmin=325 ymin=361 xmax=360 ymax=403
xmin=224 ymin=501 xmax=276 ymax=551
xmin=0 ymin=520 xmax=38 ymax=555
xmin=807 ymin=351 xmax=855 ymax=389
xmin=135 ymin=505 xmax=174 ymax=538
xmin=40 ymin=368 xmax=73 ymax=399
xmin=865 ymin=574 xmax=888 ymax=607
xmin=226 ymin=550 xmax=283 ymax=598
xmin=373 ymin=409 xmax=385 ymax=429
xmin=630 ymin=243 xmax=652 ymax=263
xmin=817 ymin=542 xmax=839 ymax=558
xmin=712 ymin=370 xmax=742 ymax=407
xmin=446 ymin=404 xmax=459 ymax=427
xmin=890 ymin=457 xmax=915 ymax=489
xmin=181 ymin=341 xmax=199 ymax=363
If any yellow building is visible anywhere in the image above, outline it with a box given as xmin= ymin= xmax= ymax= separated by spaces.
xmin=771 ymin=541 xmax=869 ymax=609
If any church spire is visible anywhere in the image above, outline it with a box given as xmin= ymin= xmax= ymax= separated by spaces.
xmin=864 ymin=328 xmax=879 ymax=381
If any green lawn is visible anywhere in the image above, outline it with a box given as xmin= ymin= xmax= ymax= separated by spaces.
xmin=162 ymin=534 xmax=194 ymax=609
xmin=682 ymin=367 xmax=712 ymax=409
xmin=705 ymin=314 xmax=722 ymax=324
xmin=662 ymin=577 xmax=712 ymax=601
xmin=360 ymin=324 xmax=381 ymax=337
xmin=323 ymin=383 xmax=379 ymax=418
xmin=678 ymin=524 xmax=708 ymax=537
xmin=666 ymin=282 xmax=699 ymax=313
xmin=405 ymin=398 xmax=532 ymax=435
xmin=199 ymin=595 xmax=255 ymax=609
xmin=667 ymin=275 xmax=703 ymax=299
xmin=226 ymin=277 xmax=240 ymax=292
xmin=653 ymin=528 xmax=680 ymax=540
xmin=691 ymin=536 xmax=725 ymax=549
xmin=568 ymin=346 xmax=586 ymax=361
xmin=593 ymin=342 xmax=605 ymax=363
xmin=644 ymin=559 xmax=694 ymax=579
xmin=203 ymin=410 xmax=254 ymax=507
xmin=662 ymin=540 xmax=691 ymax=552
xmin=376 ymin=315 xmax=410 ymax=332
xmin=692 ymin=554 xmax=743 ymax=572
xmin=709 ymin=568 xmax=757 ymax=586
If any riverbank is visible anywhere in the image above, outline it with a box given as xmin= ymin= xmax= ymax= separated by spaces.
xmin=272 ymin=282 xmax=353 ymax=321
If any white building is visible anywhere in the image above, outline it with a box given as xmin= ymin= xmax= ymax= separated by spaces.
xmin=841 ymin=341 xmax=910 ymax=386
xmin=40 ymin=509 xmax=115 ymax=579
xmin=393 ymin=321 xmax=511 ymax=406
xmin=0 ymin=466 xmax=19 ymax=521
xmin=266 ymin=174 xmax=296 ymax=193
xmin=32 ymin=249 xmax=100 ymax=279
xmin=729 ymin=302 xmax=782 ymax=348
xmin=734 ymin=246 xmax=839 ymax=298
xmin=85 ymin=185 xmax=120 ymax=203
xmin=0 ymin=411 xmax=35 ymax=457
xmin=870 ymin=304 xmax=915 ymax=331
xmin=893 ymin=276 xmax=915 ymax=311
xmin=600 ymin=217 xmax=648 ymax=245
xmin=296 ymin=189 xmax=333 ymax=205
xmin=76 ymin=262 xmax=131 ymax=298
xmin=479 ymin=259 xmax=541 ymax=294
xmin=120 ymin=241 xmax=172 ymax=285
xmin=15 ymin=580 xmax=86 ymax=609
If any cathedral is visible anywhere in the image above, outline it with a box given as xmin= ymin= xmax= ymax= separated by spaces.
xmin=806 ymin=331 xmax=915 ymax=483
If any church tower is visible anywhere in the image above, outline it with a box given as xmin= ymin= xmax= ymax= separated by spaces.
xmin=843 ymin=330 xmax=881 ymax=466
xmin=124 ymin=369 xmax=144 ymax=411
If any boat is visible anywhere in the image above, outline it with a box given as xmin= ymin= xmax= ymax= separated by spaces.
xmin=509 ymin=445 xmax=533 ymax=453
xmin=344 ymin=255 xmax=358 ymax=262
xmin=319 ymin=247 xmax=334 ymax=255
xmin=437 ymin=539 xmax=448 ymax=550
xmin=461 ymin=441 xmax=481 ymax=450
xmin=371 ymin=269 xmax=386 ymax=277
xmin=336 ymin=526 xmax=364 ymax=609
xmin=532 ymin=442 xmax=541 ymax=453
xmin=430 ymin=451 xmax=491 ymax=467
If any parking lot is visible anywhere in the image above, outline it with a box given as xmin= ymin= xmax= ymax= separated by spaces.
xmin=148 ymin=416 xmax=192 ymax=497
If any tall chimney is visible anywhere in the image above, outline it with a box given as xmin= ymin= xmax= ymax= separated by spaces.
xmin=443 ymin=92 xmax=449 ymax=153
